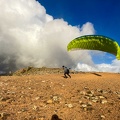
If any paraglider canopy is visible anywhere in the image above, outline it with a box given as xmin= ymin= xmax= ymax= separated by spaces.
xmin=67 ymin=35 xmax=120 ymax=60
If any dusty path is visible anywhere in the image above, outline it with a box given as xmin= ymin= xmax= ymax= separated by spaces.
xmin=0 ymin=72 xmax=120 ymax=120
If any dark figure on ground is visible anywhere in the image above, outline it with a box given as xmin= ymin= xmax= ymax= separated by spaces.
xmin=62 ymin=66 xmax=71 ymax=78
xmin=51 ymin=114 xmax=62 ymax=120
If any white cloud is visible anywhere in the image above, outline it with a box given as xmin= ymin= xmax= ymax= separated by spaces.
xmin=111 ymin=59 xmax=120 ymax=66
xmin=75 ymin=59 xmax=120 ymax=73
xmin=0 ymin=0 xmax=119 ymax=73
xmin=0 ymin=0 xmax=95 ymax=72
xmin=80 ymin=22 xmax=96 ymax=35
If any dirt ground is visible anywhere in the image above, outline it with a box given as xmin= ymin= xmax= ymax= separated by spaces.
xmin=0 ymin=68 xmax=120 ymax=120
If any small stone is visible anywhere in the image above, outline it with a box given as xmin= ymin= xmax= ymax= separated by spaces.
xmin=79 ymin=100 xmax=83 ymax=104
xmin=87 ymin=102 xmax=92 ymax=106
xmin=80 ymin=91 xmax=86 ymax=95
xmin=53 ymin=96 xmax=59 ymax=101
xmin=87 ymin=90 xmax=94 ymax=95
xmin=91 ymin=90 xmax=95 ymax=94
xmin=67 ymin=104 xmax=73 ymax=108
xmin=99 ymin=96 xmax=105 ymax=99
xmin=84 ymin=96 xmax=90 ymax=99
xmin=102 ymin=91 xmax=108 ymax=94
xmin=88 ymin=93 xmax=94 ymax=97
xmin=101 ymin=99 xmax=107 ymax=104
xmin=94 ymin=96 xmax=99 ymax=100
xmin=21 ymin=108 xmax=27 ymax=112
xmin=33 ymin=105 xmax=39 ymax=111
xmin=84 ymin=87 xmax=89 ymax=90
xmin=42 ymin=80 xmax=45 ymax=83
xmin=39 ymin=117 xmax=44 ymax=120
xmin=46 ymin=99 xmax=53 ymax=104
xmin=91 ymin=99 xmax=98 ymax=103
xmin=39 ymin=116 xmax=45 ymax=120
xmin=17 ymin=111 xmax=22 ymax=114
xmin=100 ymin=115 xmax=105 ymax=119
xmin=35 ymin=97 xmax=40 ymax=100
xmin=83 ymin=107 xmax=87 ymax=111
xmin=81 ymin=104 xmax=87 ymax=108
xmin=97 ymin=89 xmax=103 ymax=93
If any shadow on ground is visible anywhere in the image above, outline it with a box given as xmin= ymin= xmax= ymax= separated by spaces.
xmin=92 ymin=73 xmax=102 ymax=76
xmin=51 ymin=114 xmax=62 ymax=120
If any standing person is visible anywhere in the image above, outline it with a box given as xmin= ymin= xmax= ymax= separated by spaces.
xmin=62 ymin=66 xmax=71 ymax=78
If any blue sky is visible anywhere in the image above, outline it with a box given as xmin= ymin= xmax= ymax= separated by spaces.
xmin=38 ymin=0 xmax=120 ymax=43
xmin=38 ymin=0 xmax=120 ymax=64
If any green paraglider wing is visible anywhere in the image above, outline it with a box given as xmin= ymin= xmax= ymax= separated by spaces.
xmin=67 ymin=35 xmax=120 ymax=60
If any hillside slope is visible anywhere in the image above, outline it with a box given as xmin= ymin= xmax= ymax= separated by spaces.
xmin=0 ymin=69 xmax=120 ymax=120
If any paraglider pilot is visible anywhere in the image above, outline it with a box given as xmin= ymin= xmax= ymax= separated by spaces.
xmin=62 ymin=66 xmax=71 ymax=78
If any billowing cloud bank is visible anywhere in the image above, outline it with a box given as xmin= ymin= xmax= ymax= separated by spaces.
xmin=76 ymin=61 xmax=120 ymax=73
xmin=0 ymin=0 xmax=120 ymax=73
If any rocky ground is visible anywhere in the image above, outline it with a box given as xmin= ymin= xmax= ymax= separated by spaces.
xmin=0 ymin=67 xmax=120 ymax=120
